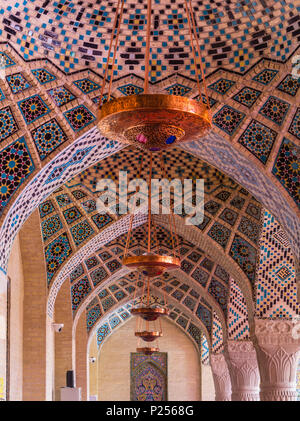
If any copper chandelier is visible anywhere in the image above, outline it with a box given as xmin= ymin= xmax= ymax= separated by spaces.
xmin=97 ymin=0 xmax=212 ymax=354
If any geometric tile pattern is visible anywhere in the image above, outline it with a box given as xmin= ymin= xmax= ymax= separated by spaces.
xmin=70 ymin=220 xmax=95 ymax=246
xmin=18 ymin=95 xmax=50 ymax=125
xmin=84 ymin=256 xmax=99 ymax=270
xmin=39 ymin=200 xmax=55 ymax=218
xmin=31 ymin=68 xmax=56 ymax=85
xmin=0 ymin=52 xmax=15 ymax=68
xmin=272 ymin=138 xmax=300 ymax=207
xmin=0 ymin=106 xmax=18 ymax=143
xmin=71 ymin=276 xmax=92 ymax=312
xmin=201 ymin=334 xmax=210 ymax=365
xmin=73 ymin=78 xmax=100 ymax=94
xmin=229 ymin=235 xmax=257 ymax=289
xmin=238 ymin=120 xmax=277 ymax=164
xmin=91 ymin=213 xmax=113 ymax=230
xmin=288 ymin=108 xmax=300 ymax=140
xmin=259 ymin=96 xmax=290 ymax=126
xmin=252 ymin=69 xmax=278 ymax=85
xmin=227 ymin=278 xmax=250 ymax=340
xmin=196 ymin=302 xmax=212 ymax=336
xmin=165 ymin=83 xmax=191 ymax=96
xmin=56 ymin=193 xmax=73 ymax=208
xmin=237 ymin=216 xmax=260 ymax=245
xmin=6 ymin=73 xmax=31 ymax=94
xmin=277 ymin=74 xmax=300 ymax=97
xmin=213 ymin=105 xmax=245 ymax=136
xmin=255 ymin=211 xmax=299 ymax=318
xmin=97 ymin=322 xmax=111 ymax=347
xmin=208 ymin=278 xmax=228 ymax=317
xmin=70 ymin=263 xmax=84 ymax=283
xmin=233 ymin=87 xmax=261 ymax=108
xmin=207 ymin=222 xmax=231 ymax=249
xmin=90 ymin=266 xmax=108 ymax=287
xmin=31 ymin=118 xmax=68 ymax=161
xmin=63 ymin=105 xmax=96 ymax=132
xmin=117 ymin=84 xmax=144 ymax=96
xmin=209 ymin=79 xmax=235 ymax=95
xmin=0 ymin=136 xmax=35 ymax=216
xmin=212 ymin=311 xmax=224 ymax=353
xmin=0 ymin=88 xmax=5 ymax=102
xmin=47 ymin=86 xmax=76 ymax=107
xmin=45 ymin=232 xmax=72 ymax=286
xmin=86 ymin=304 xmax=102 ymax=332
xmin=62 ymin=206 xmax=82 ymax=225
xmin=41 ymin=214 xmax=63 ymax=241
xmin=219 ymin=208 xmax=238 ymax=227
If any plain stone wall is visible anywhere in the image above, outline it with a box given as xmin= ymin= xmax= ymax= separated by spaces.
xmin=0 ymin=271 xmax=7 ymax=400
xmin=97 ymin=317 xmax=201 ymax=401
xmin=88 ymin=335 xmax=98 ymax=400
xmin=201 ymin=364 xmax=215 ymax=401
xmin=7 ymin=234 xmax=24 ymax=401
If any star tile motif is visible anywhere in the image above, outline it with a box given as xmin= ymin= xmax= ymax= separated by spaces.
xmin=272 ymin=137 xmax=299 ymax=206
xmin=277 ymin=74 xmax=300 ymax=97
xmin=0 ymin=136 xmax=35 ymax=216
xmin=233 ymin=87 xmax=261 ymax=108
xmin=0 ymin=106 xmax=18 ymax=144
xmin=165 ymin=83 xmax=191 ymax=96
xmin=31 ymin=68 xmax=56 ymax=85
xmin=31 ymin=118 xmax=68 ymax=161
xmin=213 ymin=105 xmax=245 ymax=135
xmin=288 ymin=108 xmax=300 ymax=140
xmin=252 ymin=69 xmax=278 ymax=85
xmin=259 ymin=96 xmax=290 ymax=126
xmin=6 ymin=73 xmax=31 ymax=94
xmin=63 ymin=105 xmax=96 ymax=132
xmin=238 ymin=119 xmax=277 ymax=164
xmin=208 ymin=78 xmax=235 ymax=95
xmin=73 ymin=78 xmax=101 ymax=94
xmin=18 ymin=95 xmax=50 ymax=125
xmin=48 ymin=86 xmax=76 ymax=107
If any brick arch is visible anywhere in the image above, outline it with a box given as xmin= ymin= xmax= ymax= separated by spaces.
xmin=85 ymin=294 xmax=212 ymax=355
xmin=69 ymin=267 xmax=227 ymax=349
xmin=47 ymin=214 xmax=254 ymax=327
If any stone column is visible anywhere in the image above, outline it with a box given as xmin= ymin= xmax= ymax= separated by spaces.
xmin=75 ymin=312 xmax=88 ymax=401
xmin=254 ymin=319 xmax=300 ymax=401
xmin=54 ymin=280 xmax=73 ymax=400
xmin=210 ymin=353 xmax=232 ymax=401
xmin=19 ymin=210 xmax=48 ymax=401
xmin=225 ymin=340 xmax=260 ymax=401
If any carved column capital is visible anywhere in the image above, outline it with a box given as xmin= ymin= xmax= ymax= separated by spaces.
xmin=210 ymin=353 xmax=232 ymax=401
xmin=254 ymin=318 xmax=300 ymax=401
xmin=225 ymin=340 xmax=260 ymax=401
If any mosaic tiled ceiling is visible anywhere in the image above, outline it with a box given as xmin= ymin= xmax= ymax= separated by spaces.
xmin=0 ymin=0 xmax=299 ymax=77
xmin=0 ymin=41 xmax=299 ymax=282
xmin=62 ymin=223 xmax=232 ymax=329
xmin=38 ymin=160 xmax=263 ymax=316
xmin=93 ymin=300 xmax=206 ymax=356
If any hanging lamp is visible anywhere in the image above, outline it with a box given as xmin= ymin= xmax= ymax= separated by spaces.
xmin=97 ymin=0 xmax=212 ymax=152
xmin=96 ymin=0 xmax=213 ymax=355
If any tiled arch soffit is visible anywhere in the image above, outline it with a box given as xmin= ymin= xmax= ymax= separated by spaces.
xmin=84 ymin=292 xmax=213 ymax=353
xmin=0 ymin=77 xmax=299 ymax=283
xmin=88 ymin=298 xmax=209 ymax=357
xmin=0 ymin=3 xmax=299 ymax=276
xmin=48 ymin=213 xmax=254 ymax=325
xmin=70 ymin=266 xmax=227 ymax=345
